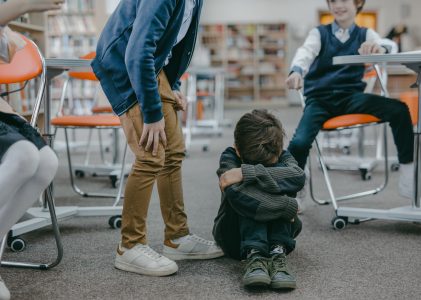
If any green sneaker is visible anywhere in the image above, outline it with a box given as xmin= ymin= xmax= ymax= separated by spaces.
xmin=269 ymin=252 xmax=297 ymax=289
xmin=242 ymin=251 xmax=271 ymax=288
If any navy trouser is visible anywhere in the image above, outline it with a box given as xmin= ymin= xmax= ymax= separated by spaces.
xmin=239 ymin=215 xmax=302 ymax=259
xmin=288 ymin=92 xmax=414 ymax=169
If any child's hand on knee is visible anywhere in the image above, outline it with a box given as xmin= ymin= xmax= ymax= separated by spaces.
xmin=358 ymin=41 xmax=386 ymax=55
xmin=286 ymin=72 xmax=303 ymax=90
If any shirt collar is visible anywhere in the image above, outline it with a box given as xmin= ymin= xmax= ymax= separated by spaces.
xmin=332 ymin=21 xmax=356 ymax=35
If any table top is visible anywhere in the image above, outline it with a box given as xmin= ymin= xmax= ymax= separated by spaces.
xmin=45 ymin=58 xmax=92 ymax=71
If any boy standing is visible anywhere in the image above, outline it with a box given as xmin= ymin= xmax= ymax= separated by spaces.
xmin=92 ymin=0 xmax=223 ymax=277
xmin=213 ymin=110 xmax=305 ymax=289
xmin=286 ymin=0 xmax=414 ymax=198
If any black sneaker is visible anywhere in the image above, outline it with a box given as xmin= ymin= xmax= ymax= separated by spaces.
xmin=242 ymin=249 xmax=271 ymax=288
xmin=269 ymin=246 xmax=296 ymax=289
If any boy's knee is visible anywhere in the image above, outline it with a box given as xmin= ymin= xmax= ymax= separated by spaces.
xmin=288 ymin=137 xmax=312 ymax=153
xmin=35 ymin=147 xmax=58 ymax=185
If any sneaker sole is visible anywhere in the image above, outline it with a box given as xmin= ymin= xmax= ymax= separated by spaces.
xmin=242 ymin=275 xmax=271 ymax=288
xmin=270 ymin=280 xmax=297 ymax=289
xmin=115 ymin=258 xmax=178 ymax=277
xmin=163 ymin=249 xmax=224 ymax=261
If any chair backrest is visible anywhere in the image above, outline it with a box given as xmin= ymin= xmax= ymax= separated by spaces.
xmin=68 ymin=52 xmax=97 ymax=81
xmin=0 ymin=35 xmax=43 ymax=84
xmin=0 ymin=34 xmax=45 ymax=127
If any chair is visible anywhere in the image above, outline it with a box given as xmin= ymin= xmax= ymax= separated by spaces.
xmin=0 ymin=35 xmax=63 ymax=269
xmin=299 ymin=63 xmax=391 ymax=229
xmin=51 ymin=52 xmax=128 ymax=199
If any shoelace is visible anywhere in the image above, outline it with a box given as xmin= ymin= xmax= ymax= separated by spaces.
xmin=246 ymin=256 xmax=268 ymax=272
xmin=271 ymin=254 xmax=288 ymax=273
xmin=135 ymin=245 xmax=162 ymax=260
xmin=190 ymin=234 xmax=214 ymax=246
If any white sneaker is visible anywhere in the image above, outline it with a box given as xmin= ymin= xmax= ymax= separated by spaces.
xmin=399 ymin=163 xmax=414 ymax=199
xmin=296 ymin=166 xmax=309 ymax=214
xmin=115 ymin=243 xmax=178 ymax=276
xmin=0 ymin=275 xmax=10 ymax=300
xmin=163 ymin=234 xmax=224 ymax=260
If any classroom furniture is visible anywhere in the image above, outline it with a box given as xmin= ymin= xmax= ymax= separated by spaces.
xmin=330 ymin=53 xmax=421 ymax=229
xmin=0 ymin=36 xmax=63 ymax=270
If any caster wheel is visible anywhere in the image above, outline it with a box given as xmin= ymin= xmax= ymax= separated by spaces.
xmin=109 ymin=175 xmax=118 ymax=188
xmin=342 ymin=146 xmax=351 ymax=155
xmin=332 ymin=217 xmax=348 ymax=230
xmin=75 ymin=170 xmax=85 ymax=178
xmin=202 ymin=145 xmax=209 ymax=152
xmin=109 ymin=215 xmax=122 ymax=229
xmin=8 ymin=237 xmax=26 ymax=252
xmin=360 ymin=169 xmax=372 ymax=181
xmin=391 ymin=163 xmax=400 ymax=172
xmin=105 ymin=147 xmax=110 ymax=153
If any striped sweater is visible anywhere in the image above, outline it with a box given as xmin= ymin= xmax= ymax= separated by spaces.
xmin=213 ymin=147 xmax=305 ymax=259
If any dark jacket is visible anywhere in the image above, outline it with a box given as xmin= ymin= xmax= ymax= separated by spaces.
xmin=91 ymin=0 xmax=203 ymax=123
xmin=213 ymin=147 xmax=305 ymax=259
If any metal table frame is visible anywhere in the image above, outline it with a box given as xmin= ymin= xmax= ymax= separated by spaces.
xmin=332 ymin=53 xmax=421 ymax=224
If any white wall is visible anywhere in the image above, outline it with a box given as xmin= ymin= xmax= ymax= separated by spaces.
xmin=202 ymin=0 xmax=421 ymax=47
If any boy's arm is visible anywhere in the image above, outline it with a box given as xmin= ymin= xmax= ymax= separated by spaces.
xmin=289 ymin=28 xmax=321 ymax=77
xmin=241 ymin=151 xmax=305 ymax=195
xmin=125 ymin=0 xmax=178 ymax=125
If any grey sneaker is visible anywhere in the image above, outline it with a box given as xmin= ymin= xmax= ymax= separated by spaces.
xmin=269 ymin=252 xmax=296 ymax=289
xmin=0 ymin=275 xmax=10 ymax=300
xmin=242 ymin=251 xmax=271 ymax=288
xmin=163 ymin=234 xmax=224 ymax=260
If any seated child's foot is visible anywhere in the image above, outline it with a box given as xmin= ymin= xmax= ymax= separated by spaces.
xmin=242 ymin=249 xmax=271 ymax=288
xmin=163 ymin=234 xmax=224 ymax=260
xmin=115 ymin=243 xmax=178 ymax=276
xmin=399 ymin=163 xmax=414 ymax=199
xmin=268 ymin=245 xmax=296 ymax=290
xmin=0 ymin=274 xmax=11 ymax=300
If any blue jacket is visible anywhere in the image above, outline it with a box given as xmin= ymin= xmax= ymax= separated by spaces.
xmin=91 ymin=0 xmax=203 ymax=123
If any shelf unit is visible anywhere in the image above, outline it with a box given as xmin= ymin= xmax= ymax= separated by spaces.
xmin=46 ymin=0 xmax=98 ymax=115
xmin=200 ymin=23 xmax=288 ymax=103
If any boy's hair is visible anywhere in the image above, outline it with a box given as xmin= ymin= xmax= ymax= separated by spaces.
xmin=327 ymin=0 xmax=365 ymax=14
xmin=234 ymin=109 xmax=285 ymax=166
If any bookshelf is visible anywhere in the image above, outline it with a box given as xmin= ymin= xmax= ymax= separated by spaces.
xmin=46 ymin=0 xmax=98 ymax=115
xmin=201 ymin=23 xmax=288 ymax=104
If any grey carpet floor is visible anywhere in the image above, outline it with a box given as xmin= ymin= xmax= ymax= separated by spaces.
xmin=2 ymin=106 xmax=421 ymax=300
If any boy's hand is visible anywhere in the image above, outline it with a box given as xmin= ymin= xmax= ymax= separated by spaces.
xmin=173 ymin=90 xmax=187 ymax=111
xmin=286 ymin=72 xmax=303 ymax=90
xmin=358 ymin=41 xmax=386 ymax=55
xmin=219 ymin=168 xmax=243 ymax=192
xmin=139 ymin=117 xmax=167 ymax=156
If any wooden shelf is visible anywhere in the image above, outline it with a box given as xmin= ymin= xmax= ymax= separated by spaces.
xmin=9 ymin=21 xmax=45 ymax=32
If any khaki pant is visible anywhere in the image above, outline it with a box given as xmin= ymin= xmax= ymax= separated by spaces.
xmin=119 ymin=72 xmax=189 ymax=248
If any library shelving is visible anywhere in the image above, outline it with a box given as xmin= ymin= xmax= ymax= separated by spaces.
xmin=200 ymin=23 xmax=288 ymax=104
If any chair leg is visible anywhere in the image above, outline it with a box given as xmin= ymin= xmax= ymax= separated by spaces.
xmin=64 ymin=128 xmax=125 ymax=198
xmin=1 ymin=185 xmax=64 ymax=270
xmin=112 ymin=142 xmax=128 ymax=207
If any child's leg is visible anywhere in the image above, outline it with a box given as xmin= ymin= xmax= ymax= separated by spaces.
xmin=344 ymin=92 xmax=413 ymax=164
xmin=0 ymin=141 xmax=40 ymax=239
xmin=238 ymin=215 xmax=271 ymax=287
xmin=268 ymin=218 xmax=302 ymax=255
xmin=0 ymin=146 xmax=57 ymax=240
xmin=288 ymin=99 xmax=332 ymax=169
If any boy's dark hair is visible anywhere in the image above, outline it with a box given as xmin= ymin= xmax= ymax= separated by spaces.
xmin=327 ymin=0 xmax=365 ymax=14
xmin=234 ymin=109 xmax=285 ymax=166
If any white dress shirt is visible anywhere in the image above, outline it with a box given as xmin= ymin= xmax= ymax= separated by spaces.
xmin=164 ymin=0 xmax=196 ymax=66
xmin=291 ymin=22 xmax=385 ymax=76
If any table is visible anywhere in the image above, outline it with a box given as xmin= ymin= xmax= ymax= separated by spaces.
xmin=332 ymin=53 xmax=421 ymax=222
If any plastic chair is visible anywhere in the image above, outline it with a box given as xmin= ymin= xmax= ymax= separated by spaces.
xmin=0 ymin=35 xmax=63 ymax=270
xmin=51 ymin=52 xmax=128 ymax=199
xmin=299 ymin=64 xmax=390 ymax=228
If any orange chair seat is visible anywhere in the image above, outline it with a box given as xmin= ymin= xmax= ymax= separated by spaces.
xmin=91 ymin=105 xmax=113 ymax=114
xmin=323 ymin=114 xmax=381 ymax=130
xmin=51 ymin=115 xmax=120 ymax=127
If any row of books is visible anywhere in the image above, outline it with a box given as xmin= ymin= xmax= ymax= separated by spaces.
xmin=58 ymin=0 xmax=94 ymax=14
xmin=48 ymin=15 xmax=96 ymax=36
